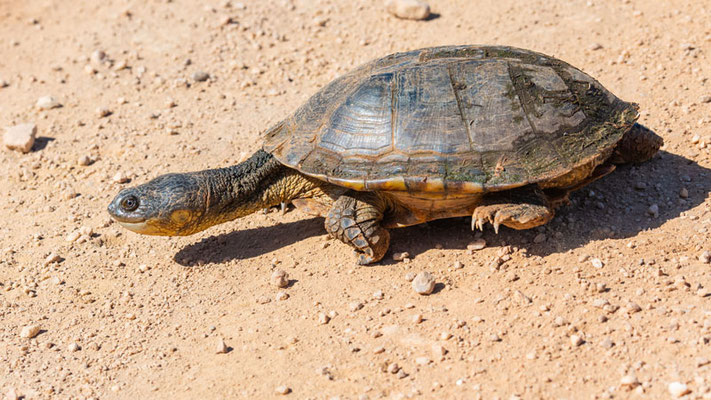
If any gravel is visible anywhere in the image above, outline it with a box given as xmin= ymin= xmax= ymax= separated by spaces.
xmin=20 ymin=325 xmax=41 ymax=338
xmin=270 ymin=269 xmax=289 ymax=288
xmin=385 ymin=0 xmax=430 ymax=20
xmin=192 ymin=71 xmax=210 ymax=82
xmin=215 ymin=338 xmax=228 ymax=354
xmin=3 ymin=123 xmax=37 ymax=153
xmin=412 ymin=271 xmax=435 ymax=295
xmin=36 ymin=96 xmax=61 ymax=110
xmin=467 ymin=239 xmax=487 ymax=250
xmin=668 ymin=382 xmax=690 ymax=397
xmin=274 ymin=385 xmax=291 ymax=395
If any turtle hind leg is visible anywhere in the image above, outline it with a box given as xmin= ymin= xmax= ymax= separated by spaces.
xmin=610 ymin=123 xmax=663 ymax=164
xmin=472 ymin=186 xmax=554 ymax=233
xmin=325 ymin=191 xmax=390 ymax=265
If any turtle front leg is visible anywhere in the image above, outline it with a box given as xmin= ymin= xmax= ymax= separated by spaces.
xmin=472 ymin=186 xmax=554 ymax=233
xmin=325 ymin=191 xmax=390 ymax=265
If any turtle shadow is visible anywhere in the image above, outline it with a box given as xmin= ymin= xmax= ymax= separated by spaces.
xmin=174 ymin=218 xmax=324 ymax=266
xmin=388 ymin=151 xmax=710 ymax=260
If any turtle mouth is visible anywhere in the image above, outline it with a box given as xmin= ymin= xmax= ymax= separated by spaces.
xmin=117 ymin=220 xmax=149 ymax=233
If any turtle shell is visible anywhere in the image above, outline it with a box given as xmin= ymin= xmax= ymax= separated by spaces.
xmin=263 ymin=45 xmax=639 ymax=193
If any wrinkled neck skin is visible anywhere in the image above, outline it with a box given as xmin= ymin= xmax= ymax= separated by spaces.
xmin=194 ymin=150 xmax=323 ymax=231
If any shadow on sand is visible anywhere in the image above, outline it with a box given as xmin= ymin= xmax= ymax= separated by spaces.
xmin=175 ymin=151 xmax=709 ymax=266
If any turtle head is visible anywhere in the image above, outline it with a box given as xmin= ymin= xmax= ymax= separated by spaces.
xmin=108 ymin=173 xmax=208 ymax=236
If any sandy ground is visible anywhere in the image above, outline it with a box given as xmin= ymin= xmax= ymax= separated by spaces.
xmin=1 ymin=0 xmax=711 ymax=398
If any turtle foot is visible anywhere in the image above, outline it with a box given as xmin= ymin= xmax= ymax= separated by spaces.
xmin=472 ymin=202 xmax=554 ymax=233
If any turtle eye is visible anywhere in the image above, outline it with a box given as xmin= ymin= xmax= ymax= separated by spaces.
xmin=120 ymin=195 xmax=139 ymax=211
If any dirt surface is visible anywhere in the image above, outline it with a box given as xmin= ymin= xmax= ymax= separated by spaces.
xmin=2 ymin=0 xmax=711 ymax=399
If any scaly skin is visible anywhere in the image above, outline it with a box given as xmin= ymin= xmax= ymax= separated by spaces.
xmin=107 ymin=150 xmax=331 ymax=236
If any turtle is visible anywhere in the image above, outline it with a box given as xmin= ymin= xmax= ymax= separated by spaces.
xmin=107 ymin=45 xmax=663 ymax=265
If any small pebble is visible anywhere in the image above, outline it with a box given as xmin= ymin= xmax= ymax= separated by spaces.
xmin=412 ymin=313 xmax=423 ymax=323
xmin=533 ymin=233 xmax=546 ymax=244
xmin=647 ymin=204 xmax=659 ymax=218
xmin=68 ymin=342 xmax=81 ymax=352
xmin=36 ymin=96 xmax=61 ymax=110
xmin=392 ymin=251 xmax=410 ymax=261
xmin=591 ymin=258 xmax=603 ymax=268
xmin=318 ymin=313 xmax=330 ymax=325
xmin=275 ymin=385 xmax=291 ymax=395
xmin=412 ymin=272 xmax=435 ymax=295
xmin=3 ymin=123 xmax=37 ymax=153
xmin=192 ymin=71 xmax=210 ymax=82
xmin=570 ymin=334 xmax=584 ymax=346
xmin=372 ymin=290 xmax=384 ymax=300
xmin=700 ymin=95 xmax=711 ymax=103
xmin=385 ymin=0 xmax=430 ymax=20
xmin=90 ymin=49 xmax=106 ymax=64
xmin=349 ymin=302 xmax=364 ymax=312
xmin=431 ymin=344 xmax=446 ymax=358
xmin=215 ymin=338 xmax=228 ymax=354
xmin=600 ymin=338 xmax=614 ymax=349
xmin=386 ymin=362 xmax=400 ymax=374
xmin=113 ymin=172 xmax=129 ymax=183
xmin=699 ymin=251 xmax=710 ymax=264
xmin=679 ymin=188 xmax=689 ymax=198
xmin=19 ymin=325 xmax=41 ymax=339
xmin=467 ymin=239 xmax=487 ymax=251
xmin=270 ymin=269 xmax=289 ymax=288
xmin=77 ymin=155 xmax=92 ymax=166
xmin=275 ymin=291 xmax=289 ymax=301
xmin=620 ymin=375 xmax=640 ymax=389
xmin=488 ymin=333 xmax=501 ymax=342
xmin=625 ymin=301 xmax=642 ymax=314
xmin=96 ymin=107 xmax=112 ymax=118
xmin=44 ymin=253 xmax=61 ymax=266
xmin=668 ymin=382 xmax=690 ymax=398
xmin=404 ymin=272 xmax=416 ymax=282
xmin=415 ymin=356 xmax=430 ymax=365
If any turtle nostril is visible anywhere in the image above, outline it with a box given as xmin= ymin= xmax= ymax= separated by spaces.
xmin=120 ymin=195 xmax=139 ymax=212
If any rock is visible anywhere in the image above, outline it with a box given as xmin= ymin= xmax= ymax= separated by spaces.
xmin=270 ymin=269 xmax=289 ymax=288
xmin=591 ymin=258 xmax=604 ymax=268
xmin=215 ymin=338 xmax=228 ymax=354
xmin=318 ymin=313 xmax=330 ymax=325
xmin=679 ymin=188 xmax=689 ymax=198
xmin=392 ymin=251 xmax=410 ymax=261
xmin=533 ymin=233 xmax=546 ymax=244
xmin=68 ymin=342 xmax=81 ymax=352
xmin=570 ymin=334 xmax=584 ymax=346
xmin=620 ymin=375 xmax=640 ymax=389
xmin=385 ymin=0 xmax=430 ymax=20
xmin=668 ymin=382 xmax=690 ymax=398
xmin=412 ymin=271 xmax=435 ymax=295
xmin=415 ymin=356 xmax=430 ymax=365
xmin=647 ymin=204 xmax=659 ymax=217
xmin=113 ymin=172 xmax=129 ymax=183
xmin=275 ymin=386 xmax=291 ymax=395
xmin=90 ymin=50 xmax=106 ymax=64
xmin=372 ymin=290 xmax=384 ymax=300
xmin=467 ymin=239 xmax=487 ymax=250
xmin=77 ymin=155 xmax=92 ymax=166
xmin=20 ymin=324 xmax=41 ymax=338
xmin=699 ymin=251 xmax=710 ymax=264
xmin=700 ymin=95 xmax=711 ymax=103
xmin=192 ymin=71 xmax=210 ymax=82
xmin=3 ymin=123 xmax=37 ymax=153
xmin=96 ymin=107 xmax=112 ymax=118
xmin=36 ymin=96 xmax=61 ymax=110
xmin=4 ymin=388 xmax=19 ymax=400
